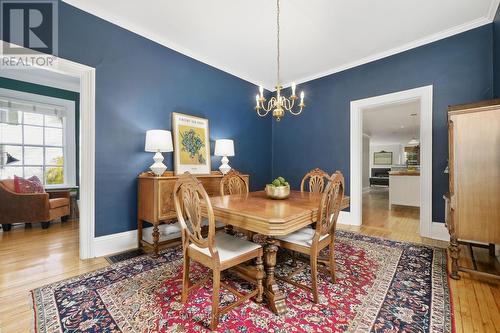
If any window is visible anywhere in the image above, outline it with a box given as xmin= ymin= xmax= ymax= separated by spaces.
xmin=0 ymin=91 xmax=76 ymax=187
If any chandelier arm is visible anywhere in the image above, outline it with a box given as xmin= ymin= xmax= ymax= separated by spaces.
xmin=257 ymin=108 xmax=271 ymax=117
xmin=286 ymin=97 xmax=295 ymax=111
xmin=288 ymin=105 xmax=304 ymax=116
xmin=262 ymin=97 xmax=277 ymax=112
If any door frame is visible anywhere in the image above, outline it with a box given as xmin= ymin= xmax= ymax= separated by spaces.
xmin=1 ymin=41 xmax=96 ymax=259
xmin=350 ymin=86 xmax=433 ymax=237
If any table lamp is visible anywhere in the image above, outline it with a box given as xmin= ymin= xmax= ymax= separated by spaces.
xmin=145 ymin=130 xmax=173 ymax=176
xmin=214 ymin=139 xmax=234 ymax=175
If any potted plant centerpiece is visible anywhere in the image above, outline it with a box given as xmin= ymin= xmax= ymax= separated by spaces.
xmin=265 ymin=176 xmax=290 ymax=199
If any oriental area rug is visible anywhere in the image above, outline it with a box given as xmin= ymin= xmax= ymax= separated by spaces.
xmin=31 ymin=231 xmax=453 ymax=332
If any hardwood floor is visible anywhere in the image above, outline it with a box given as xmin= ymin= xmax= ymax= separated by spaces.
xmin=0 ymin=207 xmax=499 ymax=332
xmin=0 ymin=221 xmax=107 ymax=333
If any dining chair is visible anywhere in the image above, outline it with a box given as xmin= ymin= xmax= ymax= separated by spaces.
xmin=173 ymin=172 xmax=264 ymax=330
xmin=276 ymin=171 xmax=345 ymax=303
xmin=300 ymin=168 xmax=330 ymax=193
xmin=219 ymin=169 xmax=254 ymax=240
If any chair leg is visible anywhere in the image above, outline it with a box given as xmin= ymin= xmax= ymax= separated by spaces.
xmin=329 ymin=242 xmax=337 ymax=283
xmin=210 ymin=269 xmax=221 ymax=330
xmin=255 ymin=256 xmax=264 ymax=303
xmin=310 ymin=252 xmax=319 ymax=303
xmin=41 ymin=222 xmax=50 ymax=229
xmin=181 ymin=255 xmax=190 ymax=304
xmin=291 ymin=250 xmax=298 ymax=267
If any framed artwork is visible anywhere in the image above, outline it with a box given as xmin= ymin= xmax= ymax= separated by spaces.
xmin=172 ymin=112 xmax=211 ymax=175
xmin=373 ymin=151 xmax=393 ymax=165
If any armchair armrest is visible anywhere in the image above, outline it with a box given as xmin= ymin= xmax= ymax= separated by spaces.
xmin=0 ymin=185 xmax=50 ymax=224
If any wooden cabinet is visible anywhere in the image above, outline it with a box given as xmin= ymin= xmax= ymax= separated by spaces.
xmin=137 ymin=171 xmax=249 ymax=256
xmin=447 ymin=100 xmax=500 ymax=279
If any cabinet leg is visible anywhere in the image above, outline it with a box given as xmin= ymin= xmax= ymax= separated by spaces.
xmin=224 ymin=224 xmax=236 ymax=235
xmin=152 ymin=223 xmax=160 ymax=258
xmin=137 ymin=219 xmax=143 ymax=249
xmin=489 ymin=243 xmax=496 ymax=257
xmin=449 ymin=235 xmax=460 ymax=280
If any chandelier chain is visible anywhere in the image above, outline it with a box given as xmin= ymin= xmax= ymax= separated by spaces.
xmin=254 ymin=0 xmax=306 ymax=121
xmin=277 ymin=0 xmax=280 ymax=86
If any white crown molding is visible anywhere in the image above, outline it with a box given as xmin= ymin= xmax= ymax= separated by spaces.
xmin=487 ymin=0 xmax=500 ymax=21
xmin=282 ymin=16 xmax=493 ymax=89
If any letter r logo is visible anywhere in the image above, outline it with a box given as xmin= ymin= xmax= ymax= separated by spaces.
xmin=1 ymin=0 xmax=58 ymax=55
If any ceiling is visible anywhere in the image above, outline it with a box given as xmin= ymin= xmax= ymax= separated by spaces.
xmin=63 ymin=0 xmax=499 ymax=90
xmin=363 ymin=100 xmax=420 ymax=146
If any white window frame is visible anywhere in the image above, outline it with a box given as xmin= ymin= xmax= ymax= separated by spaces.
xmin=0 ymin=88 xmax=76 ymax=189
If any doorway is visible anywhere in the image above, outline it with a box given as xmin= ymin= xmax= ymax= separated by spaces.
xmin=0 ymin=40 xmax=96 ymax=259
xmin=362 ymin=100 xmax=421 ymax=234
xmin=350 ymin=86 xmax=433 ymax=238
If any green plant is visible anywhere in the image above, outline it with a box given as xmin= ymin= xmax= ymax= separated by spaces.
xmin=268 ymin=176 xmax=289 ymax=187
xmin=180 ymin=129 xmax=205 ymax=164
xmin=46 ymin=156 xmax=64 ymax=184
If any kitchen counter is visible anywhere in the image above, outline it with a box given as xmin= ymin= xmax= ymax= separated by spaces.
xmin=389 ymin=171 xmax=420 ymax=176
xmin=389 ymin=173 xmax=420 ymax=208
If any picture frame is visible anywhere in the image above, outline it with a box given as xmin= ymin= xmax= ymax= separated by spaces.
xmin=373 ymin=151 xmax=393 ymax=165
xmin=172 ymin=112 xmax=211 ymax=175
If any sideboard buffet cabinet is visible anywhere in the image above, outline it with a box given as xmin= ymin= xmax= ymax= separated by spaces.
xmin=446 ymin=100 xmax=500 ymax=279
xmin=137 ymin=171 xmax=249 ymax=256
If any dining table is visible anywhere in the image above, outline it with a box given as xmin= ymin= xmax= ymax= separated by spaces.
xmin=208 ymin=190 xmax=350 ymax=315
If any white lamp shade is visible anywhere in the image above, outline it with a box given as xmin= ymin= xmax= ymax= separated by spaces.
xmin=145 ymin=130 xmax=173 ymax=152
xmin=214 ymin=139 xmax=234 ymax=157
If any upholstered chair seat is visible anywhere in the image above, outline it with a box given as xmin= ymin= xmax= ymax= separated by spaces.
xmin=277 ymin=227 xmax=329 ymax=247
xmin=189 ymin=232 xmax=261 ymax=262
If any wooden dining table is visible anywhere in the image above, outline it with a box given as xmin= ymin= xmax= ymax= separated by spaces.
xmin=209 ymin=190 xmax=350 ymax=315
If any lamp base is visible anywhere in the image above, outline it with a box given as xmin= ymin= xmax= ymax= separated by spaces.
xmin=150 ymin=151 xmax=167 ymax=176
xmin=219 ymin=156 xmax=231 ymax=175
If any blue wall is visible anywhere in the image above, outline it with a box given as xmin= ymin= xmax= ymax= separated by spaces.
xmin=54 ymin=3 xmax=271 ymax=236
xmin=272 ymin=25 xmax=494 ymax=223
xmin=493 ymin=6 xmax=500 ymax=97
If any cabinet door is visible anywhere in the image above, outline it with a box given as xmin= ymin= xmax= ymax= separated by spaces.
xmin=158 ymin=180 xmax=176 ymax=220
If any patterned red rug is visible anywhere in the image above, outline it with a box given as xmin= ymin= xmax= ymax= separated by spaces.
xmin=32 ymin=231 xmax=454 ymax=332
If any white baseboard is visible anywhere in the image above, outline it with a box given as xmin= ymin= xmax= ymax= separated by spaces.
xmin=94 ymin=230 xmax=138 ymax=257
xmin=429 ymin=222 xmax=449 ymax=242
xmin=337 ymin=211 xmax=357 ymax=226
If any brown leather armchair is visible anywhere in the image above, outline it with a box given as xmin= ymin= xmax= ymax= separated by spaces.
xmin=0 ymin=179 xmax=70 ymax=231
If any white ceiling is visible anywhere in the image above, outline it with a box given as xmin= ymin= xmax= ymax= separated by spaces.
xmin=363 ymin=100 xmax=420 ymax=146
xmin=63 ymin=0 xmax=499 ymax=90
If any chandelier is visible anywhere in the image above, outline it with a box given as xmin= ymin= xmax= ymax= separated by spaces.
xmin=255 ymin=0 xmax=305 ymax=121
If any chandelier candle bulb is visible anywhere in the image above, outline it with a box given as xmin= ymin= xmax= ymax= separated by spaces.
xmin=292 ymin=82 xmax=296 ymax=96
xmin=259 ymin=86 xmax=264 ymax=98
xmin=255 ymin=95 xmax=260 ymax=108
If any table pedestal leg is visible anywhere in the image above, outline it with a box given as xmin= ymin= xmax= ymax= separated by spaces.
xmin=263 ymin=237 xmax=287 ymax=315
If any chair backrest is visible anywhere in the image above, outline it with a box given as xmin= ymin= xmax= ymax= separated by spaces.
xmin=314 ymin=171 xmax=345 ymax=238
xmin=173 ymin=172 xmax=220 ymax=262
xmin=219 ymin=169 xmax=249 ymax=196
xmin=300 ymin=168 xmax=330 ymax=193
